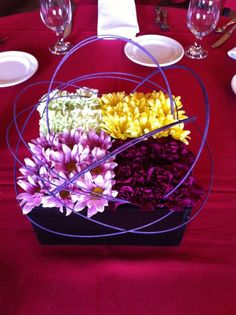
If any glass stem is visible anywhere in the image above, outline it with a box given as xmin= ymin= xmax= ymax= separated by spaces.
xmin=56 ymin=30 xmax=65 ymax=46
xmin=194 ymin=36 xmax=203 ymax=50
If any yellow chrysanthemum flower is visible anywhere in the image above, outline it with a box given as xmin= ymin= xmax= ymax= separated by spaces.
xmin=100 ymin=92 xmax=126 ymax=106
xmin=99 ymin=90 xmax=191 ymax=144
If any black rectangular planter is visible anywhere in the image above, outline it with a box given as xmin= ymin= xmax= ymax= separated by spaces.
xmin=27 ymin=205 xmax=191 ymax=246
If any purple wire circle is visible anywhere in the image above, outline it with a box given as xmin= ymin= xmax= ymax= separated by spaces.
xmin=7 ymin=35 xmax=212 ymax=238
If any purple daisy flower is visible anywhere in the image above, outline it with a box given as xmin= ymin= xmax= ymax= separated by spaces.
xmin=57 ymin=128 xmax=86 ymax=148
xmin=47 ymin=143 xmax=90 ymax=175
xmin=73 ymin=171 xmax=118 ymax=217
xmin=89 ymin=147 xmax=117 ymax=177
xmin=41 ymin=172 xmax=76 ymax=216
xmin=28 ymin=133 xmax=59 ymax=162
xmin=81 ymin=129 xmax=113 ymax=151
xmin=17 ymin=128 xmax=118 ymax=217
xmin=17 ymin=176 xmax=45 ymax=214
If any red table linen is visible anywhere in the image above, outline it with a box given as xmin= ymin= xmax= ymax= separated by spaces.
xmin=0 ymin=4 xmax=236 ymax=315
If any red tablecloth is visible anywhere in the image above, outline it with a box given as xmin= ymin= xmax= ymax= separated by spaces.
xmin=0 ymin=4 xmax=236 ymax=315
xmin=223 ymin=0 xmax=236 ymax=10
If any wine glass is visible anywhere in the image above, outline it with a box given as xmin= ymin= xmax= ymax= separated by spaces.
xmin=185 ymin=0 xmax=221 ymax=59
xmin=40 ymin=0 xmax=73 ymax=55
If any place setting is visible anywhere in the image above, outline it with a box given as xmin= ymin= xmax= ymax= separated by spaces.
xmin=0 ymin=0 xmax=74 ymax=88
xmin=0 ymin=0 xmax=222 ymax=91
xmin=124 ymin=34 xmax=184 ymax=67
xmin=0 ymin=0 xmax=234 ymax=90
xmin=97 ymin=0 xmax=185 ymax=67
xmin=0 ymin=26 xmax=37 ymax=88
xmin=125 ymin=0 xmax=222 ymax=68
xmin=0 ymin=50 xmax=38 ymax=88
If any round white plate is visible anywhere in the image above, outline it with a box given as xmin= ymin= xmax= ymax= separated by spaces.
xmin=231 ymin=74 xmax=236 ymax=95
xmin=0 ymin=51 xmax=38 ymax=87
xmin=124 ymin=34 xmax=184 ymax=67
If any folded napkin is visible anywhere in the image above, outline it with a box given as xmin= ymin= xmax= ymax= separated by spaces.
xmin=228 ymin=47 xmax=236 ymax=60
xmin=97 ymin=0 xmax=139 ymax=38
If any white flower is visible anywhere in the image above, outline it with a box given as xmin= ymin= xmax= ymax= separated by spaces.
xmin=37 ymin=88 xmax=102 ymax=134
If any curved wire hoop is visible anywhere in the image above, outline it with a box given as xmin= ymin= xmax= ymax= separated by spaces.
xmin=6 ymin=35 xmax=213 ymax=239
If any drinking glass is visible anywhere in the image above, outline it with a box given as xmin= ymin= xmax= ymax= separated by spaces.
xmin=185 ymin=0 xmax=221 ymax=59
xmin=40 ymin=0 xmax=73 ymax=55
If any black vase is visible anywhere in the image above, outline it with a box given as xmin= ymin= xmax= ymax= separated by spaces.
xmin=27 ymin=204 xmax=191 ymax=246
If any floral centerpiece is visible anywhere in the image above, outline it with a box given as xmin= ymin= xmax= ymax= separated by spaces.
xmin=17 ymin=87 xmax=204 ymax=221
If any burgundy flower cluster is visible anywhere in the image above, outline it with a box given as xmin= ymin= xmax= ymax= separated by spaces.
xmin=113 ymin=136 xmax=204 ymax=211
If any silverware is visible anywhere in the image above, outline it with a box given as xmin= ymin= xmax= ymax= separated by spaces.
xmin=160 ymin=8 xmax=170 ymax=31
xmin=215 ymin=18 xmax=236 ymax=33
xmin=155 ymin=6 xmax=162 ymax=25
xmin=211 ymin=24 xmax=236 ymax=48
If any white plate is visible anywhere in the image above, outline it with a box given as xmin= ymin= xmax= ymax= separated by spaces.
xmin=124 ymin=34 xmax=184 ymax=67
xmin=0 ymin=51 xmax=38 ymax=87
xmin=231 ymin=74 xmax=236 ymax=95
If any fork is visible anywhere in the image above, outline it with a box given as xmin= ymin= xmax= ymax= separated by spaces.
xmin=160 ymin=8 xmax=170 ymax=31
xmin=155 ymin=6 xmax=162 ymax=25
xmin=215 ymin=18 xmax=236 ymax=33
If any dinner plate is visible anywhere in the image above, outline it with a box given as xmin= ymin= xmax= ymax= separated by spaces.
xmin=124 ymin=34 xmax=184 ymax=67
xmin=0 ymin=51 xmax=38 ymax=87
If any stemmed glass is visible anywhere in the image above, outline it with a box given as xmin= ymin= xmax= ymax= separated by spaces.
xmin=185 ymin=0 xmax=221 ymax=59
xmin=40 ymin=0 xmax=73 ymax=55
